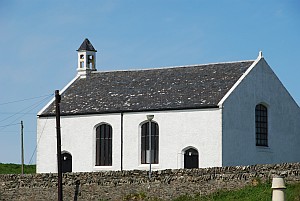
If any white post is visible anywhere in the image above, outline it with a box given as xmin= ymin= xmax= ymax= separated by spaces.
xmin=272 ymin=176 xmax=286 ymax=201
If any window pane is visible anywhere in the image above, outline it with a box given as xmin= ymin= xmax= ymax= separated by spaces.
xmin=96 ymin=124 xmax=112 ymax=166
xmin=141 ymin=121 xmax=159 ymax=164
xmin=255 ymin=104 xmax=268 ymax=146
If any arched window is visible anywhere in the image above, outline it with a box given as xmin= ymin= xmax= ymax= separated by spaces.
xmin=255 ymin=104 xmax=268 ymax=146
xmin=96 ymin=124 xmax=112 ymax=166
xmin=141 ymin=121 xmax=159 ymax=164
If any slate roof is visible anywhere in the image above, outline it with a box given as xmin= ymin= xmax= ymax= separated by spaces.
xmin=77 ymin=38 xmax=97 ymax=52
xmin=39 ymin=60 xmax=254 ymax=116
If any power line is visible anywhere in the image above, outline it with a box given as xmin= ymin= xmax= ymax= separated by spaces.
xmin=0 ymin=94 xmax=53 ymax=106
xmin=0 ymin=131 xmax=36 ymax=133
xmin=0 ymin=113 xmax=36 ymax=115
xmin=0 ymin=95 xmax=52 ymax=134
xmin=0 ymin=93 xmax=53 ymax=163
xmin=0 ymin=94 xmax=53 ymax=123
xmin=29 ymin=117 xmax=48 ymax=164
xmin=0 ymin=123 xmax=20 ymax=128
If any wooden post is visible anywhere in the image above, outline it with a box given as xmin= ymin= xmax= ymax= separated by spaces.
xmin=21 ymin=121 xmax=24 ymax=175
xmin=55 ymin=90 xmax=63 ymax=201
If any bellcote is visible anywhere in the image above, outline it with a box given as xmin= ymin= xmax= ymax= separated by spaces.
xmin=77 ymin=38 xmax=97 ymax=78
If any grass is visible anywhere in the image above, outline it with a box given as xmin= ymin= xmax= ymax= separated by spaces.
xmin=0 ymin=163 xmax=36 ymax=174
xmin=173 ymin=182 xmax=300 ymax=201
xmin=120 ymin=182 xmax=300 ymax=201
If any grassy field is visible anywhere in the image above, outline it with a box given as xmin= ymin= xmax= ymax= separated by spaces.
xmin=0 ymin=163 xmax=36 ymax=174
xmin=123 ymin=182 xmax=300 ymax=201
xmin=173 ymin=182 xmax=300 ymax=201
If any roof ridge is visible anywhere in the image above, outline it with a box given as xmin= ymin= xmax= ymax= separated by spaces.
xmin=92 ymin=59 xmax=255 ymax=74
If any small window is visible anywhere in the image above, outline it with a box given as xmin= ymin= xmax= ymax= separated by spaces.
xmin=255 ymin=104 xmax=268 ymax=146
xmin=88 ymin=56 xmax=94 ymax=69
xmin=80 ymin=61 xmax=84 ymax=68
xmin=96 ymin=124 xmax=112 ymax=166
xmin=141 ymin=121 xmax=159 ymax=164
xmin=80 ymin=55 xmax=84 ymax=59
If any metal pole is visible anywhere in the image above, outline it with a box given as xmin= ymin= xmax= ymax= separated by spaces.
xmin=146 ymin=115 xmax=154 ymax=180
xmin=121 ymin=112 xmax=124 ymax=171
xmin=21 ymin=121 xmax=24 ymax=175
xmin=55 ymin=90 xmax=63 ymax=201
xmin=149 ymin=119 xmax=152 ymax=179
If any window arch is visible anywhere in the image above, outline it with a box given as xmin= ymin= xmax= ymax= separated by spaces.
xmin=141 ymin=121 xmax=159 ymax=164
xmin=255 ymin=104 xmax=268 ymax=146
xmin=96 ymin=123 xmax=112 ymax=166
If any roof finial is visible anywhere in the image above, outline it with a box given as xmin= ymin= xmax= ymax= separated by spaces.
xmin=258 ymin=51 xmax=263 ymax=59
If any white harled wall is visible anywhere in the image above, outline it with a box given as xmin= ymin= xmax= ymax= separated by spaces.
xmin=37 ymin=108 xmax=222 ymax=173
xmin=122 ymin=109 xmax=222 ymax=171
xmin=37 ymin=114 xmax=122 ymax=173
xmin=221 ymin=58 xmax=300 ymax=166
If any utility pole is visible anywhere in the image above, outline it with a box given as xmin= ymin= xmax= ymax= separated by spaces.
xmin=55 ymin=90 xmax=63 ymax=201
xmin=21 ymin=121 xmax=24 ymax=175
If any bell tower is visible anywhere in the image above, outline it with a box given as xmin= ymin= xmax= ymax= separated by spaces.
xmin=77 ymin=38 xmax=97 ymax=78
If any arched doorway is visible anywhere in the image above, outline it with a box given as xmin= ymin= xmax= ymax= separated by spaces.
xmin=61 ymin=152 xmax=72 ymax=173
xmin=184 ymin=148 xmax=198 ymax=169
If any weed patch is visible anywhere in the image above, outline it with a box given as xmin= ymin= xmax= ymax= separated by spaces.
xmin=0 ymin=163 xmax=36 ymax=174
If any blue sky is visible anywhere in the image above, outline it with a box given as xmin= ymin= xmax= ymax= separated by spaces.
xmin=0 ymin=0 xmax=299 ymax=164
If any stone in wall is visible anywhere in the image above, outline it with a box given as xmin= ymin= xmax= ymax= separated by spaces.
xmin=0 ymin=163 xmax=300 ymax=200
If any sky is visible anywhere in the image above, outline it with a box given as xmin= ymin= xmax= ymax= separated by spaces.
xmin=0 ymin=0 xmax=299 ymax=164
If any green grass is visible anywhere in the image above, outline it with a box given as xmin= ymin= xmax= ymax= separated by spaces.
xmin=0 ymin=163 xmax=36 ymax=174
xmin=173 ymin=182 xmax=300 ymax=201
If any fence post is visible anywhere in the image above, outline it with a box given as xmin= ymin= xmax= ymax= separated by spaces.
xmin=272 ymin=176 xmax=286 ymax=201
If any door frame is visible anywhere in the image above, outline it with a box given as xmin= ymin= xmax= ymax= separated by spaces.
xmin=182 ymin=147 xmax=199 ymax=169
xmin=61 ymin=151 xmax=72 ymax=173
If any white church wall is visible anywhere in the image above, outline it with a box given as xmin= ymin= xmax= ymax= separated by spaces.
xmin=122 ymin=108 xmax=222 ymax=170
xmin=36 ymin=117 xmax=57 ymax=173
xmin=221 ymin=58 xmax=300 ymax=166
xmin=37 ymin=114 xmax=122 ymax=173
xmin=37 ymin=108 xmax=222 ymax=173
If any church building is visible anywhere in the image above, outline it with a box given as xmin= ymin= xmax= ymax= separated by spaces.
xmin=37 ymin=39 xmax=300 ymax=173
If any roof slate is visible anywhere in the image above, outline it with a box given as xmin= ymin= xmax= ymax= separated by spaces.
xmin=40 ymin=61 xmax=254 ymax=116
xmin=77 ymin=38 xmax=97 ymax=52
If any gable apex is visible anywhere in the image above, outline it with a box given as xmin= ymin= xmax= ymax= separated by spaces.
xmin=217 ymin=52 xmax=264 ymax=107
xmin=77 ymin=38 xmax=97 ymax=52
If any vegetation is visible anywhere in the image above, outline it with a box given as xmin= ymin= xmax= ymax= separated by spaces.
xmin=1 ymin=163 xmax=300 ymax=200
xmin=121 ymin=182 xmax=300 ymax=201
xmin=173 ymin=182 xmax=300 ymax=201
xmin=0 ymin=163 xmax=36 ymax=174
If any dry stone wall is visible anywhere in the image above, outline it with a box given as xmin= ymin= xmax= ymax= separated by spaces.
xmin=1 ymin=163 xmax=300 ymax=200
